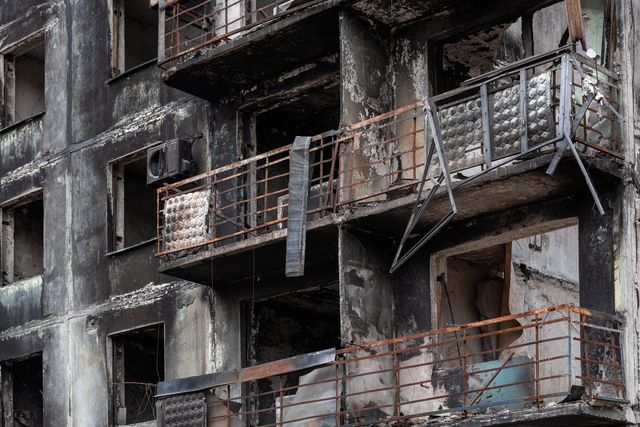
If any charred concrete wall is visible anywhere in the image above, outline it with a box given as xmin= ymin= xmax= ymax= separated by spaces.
xmin=0 ymin=0 xmax=638 ymax=425
xmin=0 ymin=1 xmax=215 ymax=425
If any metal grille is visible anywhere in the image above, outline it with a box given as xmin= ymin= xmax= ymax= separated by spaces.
xmin=157 ymin=392 xmax=207 ymax=427
xmin=163 ymin=190 xmax=211 ymax=253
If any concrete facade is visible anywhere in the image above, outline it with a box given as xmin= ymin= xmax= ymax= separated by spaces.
xmin=0 ymin=0 xmax=639 ymax=426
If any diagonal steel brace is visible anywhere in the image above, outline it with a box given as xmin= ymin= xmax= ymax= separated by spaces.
xmin=547 ymin=56 xmax=607 ymax=215
xmin=390 ymin=99 xmax=457 ymax=273
xmin=546 ymin=91 xmax=596 ymax=175
xmin=560 ymin=132 xmax=605 ymax=214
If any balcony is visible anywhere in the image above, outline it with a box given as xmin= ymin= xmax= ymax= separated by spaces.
xmin=158 ymin=0 xmax=341 ymax=98
xmin=155 ymin=48 xmax=623 ymax=283
xmin=155 ymin=304 xmax=628 ymax=426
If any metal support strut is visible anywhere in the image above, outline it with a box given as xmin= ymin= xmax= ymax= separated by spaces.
xmin=391 ymin=53 xmax=614 ymax=273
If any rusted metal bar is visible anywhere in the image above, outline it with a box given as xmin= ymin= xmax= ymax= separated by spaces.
xmin=462 ymin=329 xmax=468 ymax=415
xmin=582 ymin=313 xmax=592 ymax=400
xmin=340 ymin=304 xmax=573 ymax=354
xmin=535 ymin=314 xmax=542 ymax=407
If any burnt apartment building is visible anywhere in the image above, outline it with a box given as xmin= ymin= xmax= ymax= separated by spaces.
xmin=0 ymin=0 xmax=639 ymax=425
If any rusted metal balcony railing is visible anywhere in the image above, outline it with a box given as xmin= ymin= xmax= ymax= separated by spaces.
xmin=156 ymin=304 xmax=627 ymax=425
xmin=156 ymin=48 xmax=622 ymax=258
xmin=155 ymin=104 xmax=425 ymax=257
xmin=159 ymin=0 xmax=319 ymax=65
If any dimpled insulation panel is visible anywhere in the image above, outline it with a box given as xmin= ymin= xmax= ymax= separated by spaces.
xmin=158 ymin=392 xmax=206 ymax=427
xmin=435 ymin=72 xmax=554 ymax=172
xmin=163 ymin=190 xmax=211 ymax=252
xmin=439 ymin=98 xmax=484 ymax=172
xmin=525 ymin=72 xmax=555 ymax=145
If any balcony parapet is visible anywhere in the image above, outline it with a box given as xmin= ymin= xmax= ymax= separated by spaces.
xmin=155 ymin=304 xmax=627 ymax=425
xmin=156 ymin=47 xmax=622 ymax=259
xmin=158 ymin=0 xmax=331 ymax=66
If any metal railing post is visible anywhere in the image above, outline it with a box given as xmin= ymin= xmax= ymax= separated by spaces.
xmin=480 ymin=83 xmax=493 ymax=168
xmin=557 ymin=54 xmax=572 ymax=139
xmin=519 ymin=68 xmax=529 ymax=153
xmin=534 ymin=314 xmax=541 ymax=407
xmin=567 ymin=308 xmax=573 ymax=395
xmin=158 ymin=0 xmax=166 ymax=63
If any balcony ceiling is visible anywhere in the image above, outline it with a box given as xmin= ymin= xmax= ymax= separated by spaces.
xmin=351 ymin=0 xmax=562 ymax=39
xmin=163 ymin=2 xmax=340 ymax=100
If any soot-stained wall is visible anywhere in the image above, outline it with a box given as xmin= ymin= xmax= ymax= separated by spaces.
xmin=0 ymin=1 xmax=633 ymax=424
xmin=0 ymin=1 xmax=215 ymax=426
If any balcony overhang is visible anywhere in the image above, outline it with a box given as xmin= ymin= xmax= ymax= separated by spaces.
xmin=155 ymin=48 xmax=624 ymax=283
xmin=159 ymin=0 xmax=342 ymax=100
xmin=351 ymin=0 xmax=561 ymax=35
xmin=435 ymin=402 xmax=631 ymax=426
xmin=158 ymin=216 xmax=337 ymax=285
xmin=344 ymin=155 xmax=622 ymax=240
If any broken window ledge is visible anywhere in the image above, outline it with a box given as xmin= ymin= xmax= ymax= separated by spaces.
xmin=0 ymin=274 xmax=43 ymax=290
xmin=106 ymin=237 xmax=158 ymax=257
xmin=106 ymin=58 xmax=158 ymax=85
xmin=0 ymin=111 xmax=45 ymax=135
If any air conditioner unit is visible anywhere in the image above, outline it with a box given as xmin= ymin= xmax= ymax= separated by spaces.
xmin=147 ymin=139 xmax=196 ymax=187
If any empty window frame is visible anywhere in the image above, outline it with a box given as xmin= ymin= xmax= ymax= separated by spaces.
xmin=0 ymin=354 xmax=44 ymax=427
xmin=109 ymin=153 xmax=157 ymax=251
xmin=1 ymin=192 xmax=44 ymax=286
xmin=0 ymin=33 xmax=45 ymax=128
xmin=111 ymin=324 xmax=165 ymax=425
xmin=110 ymin=0 xmax=158 ymax=76
xmin=239 ymin=83 xmax=340 ymax=230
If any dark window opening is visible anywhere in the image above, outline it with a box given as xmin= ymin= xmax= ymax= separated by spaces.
xmin=431 ymin=0 xmax=615 ymax=95
xmin=243 ymin=285 xmax=340 ymax=426
xmin=1 ymin=35 xmax=45 ymax=127
xmin=111 ymin=155 xmax=157 ymax=251
xmin=0 ymin=354 xmax=44 ymax=427
xmin=112 ymin=0 xmax=158 ymax=76
xmin=250 ymin=83 xmax=340 ymax=156
xmin=240 ymin=83 xmax=340 ymax=231
xmin=112 ymin=324 xmax=164 ymax=425
xmin=1 ymin=196 xmax=44 ymax=285
xmin=432 ymin=21 xmax=525 ymax=94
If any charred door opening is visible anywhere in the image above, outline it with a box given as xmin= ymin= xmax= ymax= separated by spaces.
xmin=243 ymin=285 xmax=340 ymax=425
xmin=432 ymin=224 xmax=580 ymax=410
